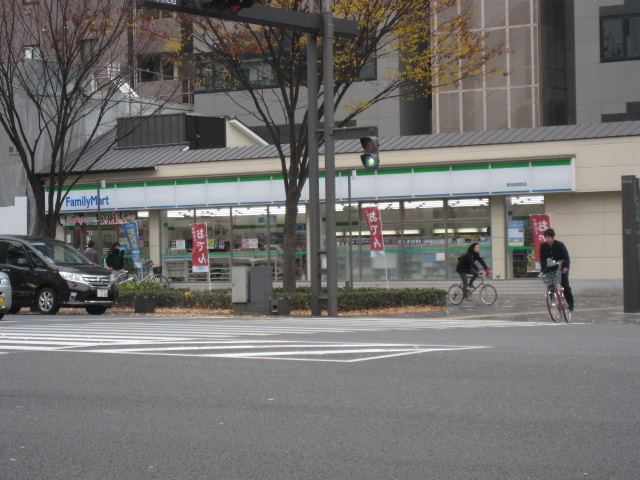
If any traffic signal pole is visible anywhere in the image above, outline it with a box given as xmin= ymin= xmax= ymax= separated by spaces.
xmin=322 ymin=7 xmax=338 ymax=317
xmin=141 ymin=0 xmax=357 ymax=317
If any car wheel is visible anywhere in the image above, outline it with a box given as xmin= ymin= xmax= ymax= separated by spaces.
xmin=36 ymin=287 xmax=60 ymax=315
xmin=9 ymin=305 xmax=21 ymax=314
xmin=85 ymin=306 xmax=108 ymax=315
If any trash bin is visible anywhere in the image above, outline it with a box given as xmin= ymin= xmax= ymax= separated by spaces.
xmin=134 ymin=294 xmax=155 ymax=314
xmin=270 ymin=297 xmax=291 ymax=316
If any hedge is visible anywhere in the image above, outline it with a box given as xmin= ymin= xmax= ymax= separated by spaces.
xmin=116 ymin=283 xmax=446 ymax=312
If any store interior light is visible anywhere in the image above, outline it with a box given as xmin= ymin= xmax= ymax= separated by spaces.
xmin=404 ymin=201 xmax=444 ymax=209
xmin=510 ymin=196 xmax=544 ymax=205
xmin=449 ymin=198 xmax=489 ymax=207
xmin=137 ymin=211 xmax=149 ymax=218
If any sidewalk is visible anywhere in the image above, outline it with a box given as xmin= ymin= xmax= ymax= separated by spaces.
xmin=393 ymin=295 xmax=640 ymax=325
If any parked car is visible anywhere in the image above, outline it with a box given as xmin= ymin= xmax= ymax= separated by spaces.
xmin=0 ymin=271 xmax=11 ymax=320
xmin=0 ymin=235 xmax=118 ymax=315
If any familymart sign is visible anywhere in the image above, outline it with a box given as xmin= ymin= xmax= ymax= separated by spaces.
xmin=51 ymin=159 xmax=574 ymax=213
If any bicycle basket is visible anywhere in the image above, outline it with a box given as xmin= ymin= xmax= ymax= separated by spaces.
xmin=540 ymin=266 xmax=562 ymax=286
xmin=152 ymin=266 xmax=162 ymax=275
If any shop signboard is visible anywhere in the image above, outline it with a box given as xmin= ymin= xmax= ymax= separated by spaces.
xmin=507 ymin=220 xmax=525 ymax=247
xmin=530 ymin=214 xmax=551 ymax=271
xmin=190 ymin=224 xmax=209 ymax=273
xmin=122 ymin=222 xmax=143 ymax=268
xmin=362 ymin=206 xmax=385 ymax=257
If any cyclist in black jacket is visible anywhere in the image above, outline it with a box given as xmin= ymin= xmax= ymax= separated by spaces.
xmin=105 ymin=242 xmax=125 ymax=276
xmin=456 ymin=242 xmax=490 ymax=301
xmin=540 ymin=228 xmax=574 ymax=312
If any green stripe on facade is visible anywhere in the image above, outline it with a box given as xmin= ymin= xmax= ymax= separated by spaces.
xmin=452 ymin=164 xmax=490 ymax=171
xmin=377 ymin=168 xmax=413 ymax=175
xmin=176 ymin=179 xmax=206 ymax=185
xmin=414 ymin=166 xmax=450 ymax=173
xmin=491 ymin=162 xmax=529 ymax=169
xmin=531 ymin=159 xmax=572 ymax=167
xmin=208 ymin=177 xmax=237 ymax=184
xmin=239 ymin=175 xmax=271 ymax=182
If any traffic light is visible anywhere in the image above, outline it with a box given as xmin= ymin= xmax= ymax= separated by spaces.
xmin=360 ymin=136 xmax=380 ymax=170
xmin=194 ymin=0 xmax=254 ymax=13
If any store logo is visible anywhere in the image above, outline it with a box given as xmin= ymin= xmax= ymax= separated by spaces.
xmin=64 ymin=195 xmax=110 ymax=209
xmin=507 ymin=182 xmax=528 ymax=187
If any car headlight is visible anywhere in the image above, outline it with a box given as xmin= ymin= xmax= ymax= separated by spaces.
xmin=60 ymin=271 xmax=87 ymax=284
xmin=0 ymin=278 xmax=8 ymax=285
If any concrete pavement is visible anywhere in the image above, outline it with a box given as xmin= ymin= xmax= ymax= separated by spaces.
xmin=394 ymin=295 xmax=640 ymax=325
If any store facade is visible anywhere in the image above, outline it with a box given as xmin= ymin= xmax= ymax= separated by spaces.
xmin=53 ymin=123 xmax=640 ymax=294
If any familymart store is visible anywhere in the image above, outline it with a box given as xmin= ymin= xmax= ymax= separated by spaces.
xmin=56 ymin=157 xmax=575 ymax=291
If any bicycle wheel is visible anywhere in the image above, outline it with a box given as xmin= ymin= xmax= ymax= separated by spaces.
xmin=480 ymin=285 xmax=497 ymax=305
xmin=153 ymin=275 xmax=171 ymax=287
xmin=115 ymin=273 xmax=136 ymax=284
xmin=558 ymin=291 xmax=571 ymax=323
xmin=448 ymin=284 xmax=464 ymax=305
xmin=546 ymin=288 xmax=561 ymax=323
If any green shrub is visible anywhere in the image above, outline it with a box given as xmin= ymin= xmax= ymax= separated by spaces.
xmin=117 ymin=283 xmax=445 ymax=312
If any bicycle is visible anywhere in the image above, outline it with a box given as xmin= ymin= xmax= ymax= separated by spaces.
xmin=115 ymin=260 xmax=171 ymax=287
xmin=448 ymin=272 xmax=497 ymax=305
xmin=540 ymin=260 xmax=571 ymax=323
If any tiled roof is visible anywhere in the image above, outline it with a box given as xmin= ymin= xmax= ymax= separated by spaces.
xmin=60 ymin=121 xmax=640 ymax=175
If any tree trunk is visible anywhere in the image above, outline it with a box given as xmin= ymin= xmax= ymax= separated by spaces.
xmin=281 ymin=196 xmax=300 ymax=293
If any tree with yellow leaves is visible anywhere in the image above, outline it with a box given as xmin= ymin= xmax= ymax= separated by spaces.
xmin=189 ymin=0 xmax=503 ymax=292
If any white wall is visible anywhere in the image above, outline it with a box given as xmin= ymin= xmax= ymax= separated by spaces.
xmin=0 ymin=197 xmax=28 ymax=235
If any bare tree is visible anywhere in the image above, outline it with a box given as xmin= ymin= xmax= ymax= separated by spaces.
xmin=188 ymin=0 xmax=504 ymax=291
xmin=0 ymin=0 xmax=178 ymax=237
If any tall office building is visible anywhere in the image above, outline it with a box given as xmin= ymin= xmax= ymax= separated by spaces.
xmin=432 ymin=0 xmax=571 ymax=133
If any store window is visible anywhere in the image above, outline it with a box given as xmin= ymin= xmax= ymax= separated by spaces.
xmin=506 ymin=195 xmax=545 ymax=278
xmin=60 ymin=211 xmax=147 ymax=267
xmin=335 ymin=198 xmax=491 ymax=282
xmin=161 ymin=206 xmax=307 ymax=283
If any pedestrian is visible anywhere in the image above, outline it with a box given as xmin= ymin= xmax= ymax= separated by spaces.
xmin=82 ymin=240 xmax=100 ymax=264
xmin=455 ymin=242 xmax=490 ymax=301
xmin=540 ymin=228 xmax=574 ymax=312
xmin=105 ymin=241 xmax=125 ymax=277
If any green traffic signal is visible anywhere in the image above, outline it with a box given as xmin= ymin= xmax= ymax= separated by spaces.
xmin=359 ymin=136 xmax=380 ymax=170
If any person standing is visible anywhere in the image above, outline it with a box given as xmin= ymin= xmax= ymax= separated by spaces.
xmin=105 ymin=241 xmax=125 ymax=277
xmin=82 ymin=240 xmax=100 ymax=264
xmin=540 ymin=228 xmax=574 ymax=312
xmin=455 ymin=242 xmax=490 ymax=301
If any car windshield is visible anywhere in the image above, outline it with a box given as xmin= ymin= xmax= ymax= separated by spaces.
xmin=28 ymin=239 xmax=93 ymax=265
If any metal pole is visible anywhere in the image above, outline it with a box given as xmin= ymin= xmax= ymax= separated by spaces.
xmin=322 ymin=6 xmax=338 ymax=316
xmin=97 ymin=179 xmax=104 ymax=263
xmin=307 ymin=30 xmax=321 ymax=316
xmin=347 ymin=169 xmax=354 ymax=288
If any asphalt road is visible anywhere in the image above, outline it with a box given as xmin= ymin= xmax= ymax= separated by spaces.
xmin=1 ymin=312 xmax=639 ymax=479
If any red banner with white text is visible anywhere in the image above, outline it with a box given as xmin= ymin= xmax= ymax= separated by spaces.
xmin=530 ymin=214 xmax=551 ymax=271
xmin=190 ymin=223 xmax=209 ymax=273
xmin=362 ymin=206 xmax=385 ymax=257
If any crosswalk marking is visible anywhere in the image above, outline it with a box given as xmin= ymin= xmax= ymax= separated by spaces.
xmin=0 ymin=317 xmax=549 ymax=360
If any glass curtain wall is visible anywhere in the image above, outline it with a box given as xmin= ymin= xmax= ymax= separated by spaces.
xmin=160 ymin=205 xmax=307 ymax=282
xmin=336 ymin=198 xmax=491 ymax=282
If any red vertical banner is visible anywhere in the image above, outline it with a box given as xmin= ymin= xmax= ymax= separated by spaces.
xmin=190 ymin=223 xmax=209 ymax=273
xmin=530 ymin=214 xmax=551 ymax=271
xmin=362 ymin=206 xmax=385 ymax=257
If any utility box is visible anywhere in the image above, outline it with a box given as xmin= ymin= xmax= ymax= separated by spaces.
xmin=271 ymin=297 xmax=291 ymax=316
xmin=232 ymin=266 xmax=273 ymax=313
xmin=134 ymin=294 xmax=155 ymax=314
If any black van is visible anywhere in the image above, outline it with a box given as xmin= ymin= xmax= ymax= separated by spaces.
xmin=0 ymin=235 xmax=118 ymax=315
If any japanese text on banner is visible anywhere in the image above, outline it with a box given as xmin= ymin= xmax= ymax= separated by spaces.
xmin=530 ymin=214 xmax=551 ymax=271
xmin=190 ymin=223 xmax=209 ymax=272
xmin=362 ymin=206 xmax=385 ymax=257
xmin=122 ymin=222 xmax=142 ymax=268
